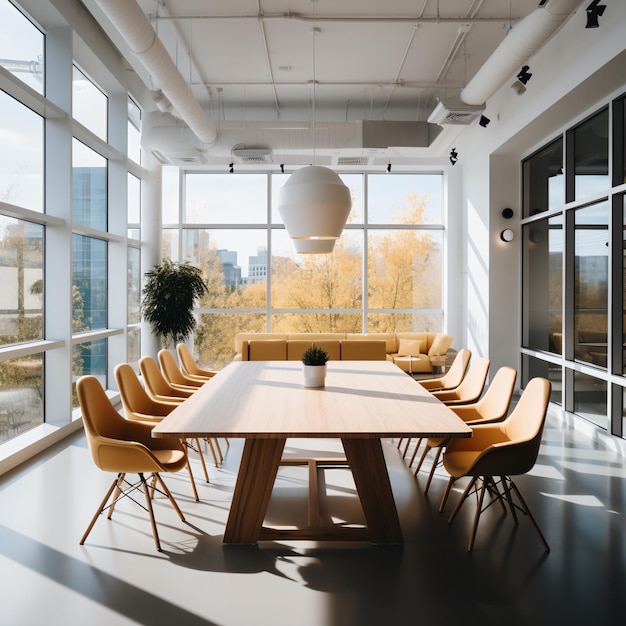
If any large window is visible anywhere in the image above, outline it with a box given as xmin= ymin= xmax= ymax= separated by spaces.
xmin=522 ymin=96 xmax=626 ymax=436
xmin=0 ymin=0 xmax=44 ymax=94
xmin=72 ymin=139 xmax=107 ymax=230
xmin=166 ymin=171 xmax=445 ymax=369
xmin=523 ymin=214 xmax=563 ymax=354
xmin=573 ymin=201 xmax=609 ymax=366
xmin=0 ymin=216 xmax=43 ymax=347
xmin=72 ymin=64 xmax=107 ymax=141
xmin=572 ymin=108 xmax=609 ymax=201
xmin=0 ymin=90 xmax=44 ymax=212
xmin=1 ymin=0 xmax=144 ymax=446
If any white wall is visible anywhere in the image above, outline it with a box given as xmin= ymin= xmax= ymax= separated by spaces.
xmin=453 ymin=1 xmax=626 ymax=383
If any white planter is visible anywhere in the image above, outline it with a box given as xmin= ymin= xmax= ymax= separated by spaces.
xmin=303 ymin=364 xmax=326 ymax=388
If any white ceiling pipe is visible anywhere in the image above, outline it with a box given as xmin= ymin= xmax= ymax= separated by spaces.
xmin=460 ymin=0 xmax=581 ymax=106
xmin=94 ymin=0 xmax=217 ymax=146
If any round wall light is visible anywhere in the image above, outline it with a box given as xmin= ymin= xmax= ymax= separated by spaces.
xmin=500 ymin=229 xmax=514 ymax=242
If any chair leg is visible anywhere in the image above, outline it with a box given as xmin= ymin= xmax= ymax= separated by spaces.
xmin=439 ymin=476 xmax=455 ymax=513
xmin=186 ymin=459 xmax=199 ymax=501
xmin=448 ymin=476 xmax=478 ymax=524
xmin=153 ymin=473 xmax=186 ymax=522
xmin=414 ymin=443 xmax=433 ymax=474
xmin=507 ymin=478 xmax=550 ymax=552
xmin=107 ymin=473 xmax=126 ymax=519
xmin=402 ymin=438 xmax=412 ymax=459
xmin=424 ymin=447 xmax=443 ymax=493
xmin=205 ymin=437 xmax=220 ymax=468
xmin=213 ymin=437 xmax=224 ymax=463
xmin=80 ymin=474 xmax=121 ymax=545
xmin=468 ymin=480 xmax=488 ymax=552
xmin=184 ymin=438 xmax=210 ymax=482
xmin=140 ymin=473 xmax=162 ymax=551
xmin=407 ymin=437 xmax=423 ymax=468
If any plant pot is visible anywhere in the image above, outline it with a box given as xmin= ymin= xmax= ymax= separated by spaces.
xmin=303 ymin=364 xmax=326 ymax=388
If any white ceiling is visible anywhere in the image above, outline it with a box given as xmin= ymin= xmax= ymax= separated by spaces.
xmin=81 ymin=0 xmax=581 ymax=166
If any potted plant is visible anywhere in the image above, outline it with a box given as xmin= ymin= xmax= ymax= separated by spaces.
xmin=301 ymin=344 xmax=330 ymax=388
xmin=142 ymin=259 xmax=208 ymax=348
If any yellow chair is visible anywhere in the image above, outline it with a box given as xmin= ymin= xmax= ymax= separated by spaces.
xmin=139 ymin=356 xmax=224 ymax=467
xmin=418 ymin=348 xmax=471 ymax=391
xmin=76 ymin=375 xmax=188 ymax=552
xmin=139 ymin=356 xmax=193 ymax=402
xmin=400 ymin=357 xmax=489 ymax=460
xmin=430 ymin=357 xmax=490 ymax=405
xmin=158 ymin=349 xmax=205 ymax=389
xmin=412 ymin=366 xmax=517 ymax=492
xmin=440 ymin=377 xmax=551 ymax=552
xmin=176 ymin=343 xmax=216 ymax=381
xmin=397 ymin=349 xmax=472 ymax=457
xmin=115 ymin=363 xmax=210 ymax=488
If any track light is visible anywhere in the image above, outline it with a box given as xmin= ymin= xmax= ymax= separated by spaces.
xmin=585 ymin=1 xmax=606 ymax=28
xmin=449 ymin=148 xmax=458 ymax=166
xmin=516 ymin=65 xmax=532 ymax=86
xmin=280 ymin=163 xmax=285 ymax=173
xmin=229 ymin=162 xmax=234 ymax=173
xmin=386 ymin=163 xmax=392 ymax=173
xmin=479 ymin=115 xmax=490 ymax=128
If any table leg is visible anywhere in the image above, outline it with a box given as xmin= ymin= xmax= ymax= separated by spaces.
xmin=223 ymin=437 xmax=286 ymax=543
xmin=341 ymin=438 xmax=403 ymax=544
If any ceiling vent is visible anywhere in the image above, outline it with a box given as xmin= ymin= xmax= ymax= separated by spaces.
xmin=231 ymin=144 xmax=272 ymax=164
xmin=151 ymin=149 xmax=207 ymax=166
xmin=427 ymin=98 xmax=486 ymax=125
xmin=336 ymin=156 xmax=371 ymax=166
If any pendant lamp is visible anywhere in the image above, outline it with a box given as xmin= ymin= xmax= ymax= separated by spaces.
xmin=278 ymin=165 xmax=351 ymax=242
xmin=278 ymin=5 xmax=351 ymax=252
xmin=293 ymin=236 xmax=336 ymax=254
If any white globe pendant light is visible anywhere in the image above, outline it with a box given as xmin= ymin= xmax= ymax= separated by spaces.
xmin=278 ymin=165 xmax=351 ymax=242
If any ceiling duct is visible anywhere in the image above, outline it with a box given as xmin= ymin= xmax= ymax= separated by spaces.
xmin=93 ymin=0 xmax=217 ymax=146
xmin=427 ymin=98 xmax=486 ymax=125
xmin=142 ymin=115 xmax=446 ymax=163
xmin=460 ymin=0 xmax=581 ymax=106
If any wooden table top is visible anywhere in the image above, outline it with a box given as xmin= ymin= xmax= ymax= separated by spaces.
xmin=151 ymin=360 xmax=473 ymax=440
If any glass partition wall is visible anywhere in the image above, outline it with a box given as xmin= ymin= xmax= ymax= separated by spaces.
xmin=522 ymin=99 xmax=626 ymax=437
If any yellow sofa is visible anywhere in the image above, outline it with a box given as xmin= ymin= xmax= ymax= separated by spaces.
xmin=233 ymin=332 xmax=453 ymax=373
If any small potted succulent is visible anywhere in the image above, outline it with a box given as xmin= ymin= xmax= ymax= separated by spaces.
xmin=301 ymin=344 xmax=330 ymax=388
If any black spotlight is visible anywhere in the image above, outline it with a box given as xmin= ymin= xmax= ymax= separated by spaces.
xmin=585 ymin=0 xmax=606 ymax=28
xmin=280 ymin=163 xmax=285 ymax=173
xmin=502 ymin=207 xmax=514 ymax=220
xmin=479 ymin=115 xmax=491 ymax=128
xmin=449 ymin=148 xmax=458 ymax=166
xmin=517 ymin=65 xmax=532 ymax=85
xmin=229 ymin=162 xmax=234 ymax=173
xmin=386 ymin=163 xmax=392 ymax=173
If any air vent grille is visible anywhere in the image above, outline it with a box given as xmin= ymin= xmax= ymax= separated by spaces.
xmin=337 ymin=156 xmax=371 ymax=166
xmin=232 ymin=144 xmax=272 ymax=164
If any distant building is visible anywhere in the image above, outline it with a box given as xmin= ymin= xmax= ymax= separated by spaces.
xmin=217 ymin=249 xmax=242 ymax=286
xmin=246 ymin=246 xmax=267 ymax=284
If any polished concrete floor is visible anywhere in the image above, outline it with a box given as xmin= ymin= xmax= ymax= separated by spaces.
xmin=1 ymin=404 xmax=625 ymax=626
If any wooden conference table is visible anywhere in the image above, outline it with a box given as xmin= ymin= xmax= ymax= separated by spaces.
xmin=152 ymin=360 xmax=472 ymax=544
